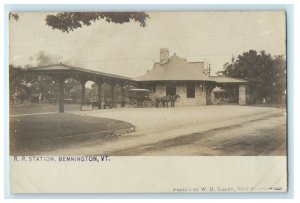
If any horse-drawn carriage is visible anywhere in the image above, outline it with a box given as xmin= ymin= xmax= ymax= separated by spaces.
xmin=128 ymin=88 xmax=155 ymax=108
xmin=128 ymin=88 xmax=180 ymax=108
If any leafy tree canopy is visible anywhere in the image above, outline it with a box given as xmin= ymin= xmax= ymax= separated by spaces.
xmin=45 ymin=12 xmax=150 ymax=33
xmin=9 ymin=12 xmax=149 ymax=32
xmin=217 ymin=50 xmax=286 ymax=102
xmin=9 ymin=13 xmax=19 ymax=21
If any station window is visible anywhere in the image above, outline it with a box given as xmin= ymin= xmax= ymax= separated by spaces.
xmin=187 ymin=84 xmax=195 ymax=98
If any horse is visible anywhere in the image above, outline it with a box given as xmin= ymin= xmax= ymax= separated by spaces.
xmin=168 ymin=94 xmax=180 ymax=107
xmin=154 ymin=96 xmax=165 ymax=108
xmin=154 ymin=94 xmax=180 ymax=108
xmin=161 ymin=96 xmax=170 ymax=108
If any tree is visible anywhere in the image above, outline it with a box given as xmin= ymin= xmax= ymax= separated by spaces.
xmin=65 ymin=78 xmax=81 ymax=103
xmin=10 ymin=12 xmax=149 ymax=32
xmin=217 ymin=50 xmax=286 ymax=103
xmin=45 ymin=12 xmax=149 ymax=33
xmin=272 ymin=55 xmax=286 ymax=103
xmin=9 ymin=13 xmax=19 ymax=21
xmin=9 ymin=65 xmax=57 ymax=103
xmin=9 ymin=65 xmax=34 ymax=103
xmin=9 ymin=12 xmax=149 ymax=33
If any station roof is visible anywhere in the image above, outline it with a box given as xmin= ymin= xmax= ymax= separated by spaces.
xmin=135 ymin=54 xmax=215 ymax=82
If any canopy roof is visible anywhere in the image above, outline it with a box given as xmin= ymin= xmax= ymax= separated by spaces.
xmin=27 ymin=63 xmax=133 ymax=81
xmin=210 ymin=76 xmax=248 ymax=84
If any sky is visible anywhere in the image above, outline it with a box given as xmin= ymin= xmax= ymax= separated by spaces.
xmin=9 ymin=11 xmax=286 ymax=79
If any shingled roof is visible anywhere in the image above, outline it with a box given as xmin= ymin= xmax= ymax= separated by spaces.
xmin=135 ymin=54 xmax=215 ymax=82
xmin=210 ymin=76 xmax=248 ymax=84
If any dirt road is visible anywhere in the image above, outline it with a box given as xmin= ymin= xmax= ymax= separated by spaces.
xmin=42 ymin=105 xmax=286 ymax=156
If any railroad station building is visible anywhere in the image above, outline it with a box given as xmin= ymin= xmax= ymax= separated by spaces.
xmin=135 ymin=48 xmax=248 ymax=106
xmin=27 ymin=48 xmax=248 ymax=112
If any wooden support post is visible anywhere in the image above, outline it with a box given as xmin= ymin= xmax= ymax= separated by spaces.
xmin=111 ymin=82 xmax=115 ymax=108
xmin=81 ymin=80 xmax=86 ymax=106
xmin=58 ymin=76 xmax=65 ymax=113
xmin=97 ymin=82 xmax=102 ymax=109
xmin=121 ymin=86 xmax=126 ymax=107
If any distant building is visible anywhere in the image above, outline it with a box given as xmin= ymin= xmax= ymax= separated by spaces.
xmin=135 ymin=48 xmax=248 ymax=106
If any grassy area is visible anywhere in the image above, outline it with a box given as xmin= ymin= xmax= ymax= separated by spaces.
xmin=10 ymin=103 xmax=81 ymax=115
xmin=10 ymin=113 xmax=134 ymax=155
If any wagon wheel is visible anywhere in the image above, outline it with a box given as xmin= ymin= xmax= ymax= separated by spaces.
xmin=143 ymin=101 xmax=151 ymax=108
xmin=130 ymin=99 xmax=138 ymax=108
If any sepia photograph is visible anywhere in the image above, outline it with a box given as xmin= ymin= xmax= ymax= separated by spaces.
xmin=8 ymin=10 xmax=288 ymax=193
xmin=9 ymin=11 xmax=287 ymax=156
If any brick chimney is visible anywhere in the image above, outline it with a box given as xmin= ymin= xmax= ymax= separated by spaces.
xmin=160 ymin=48 xmax=169 ymax=64
xmin=203 ymin=59 xmax=209 ymax=76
